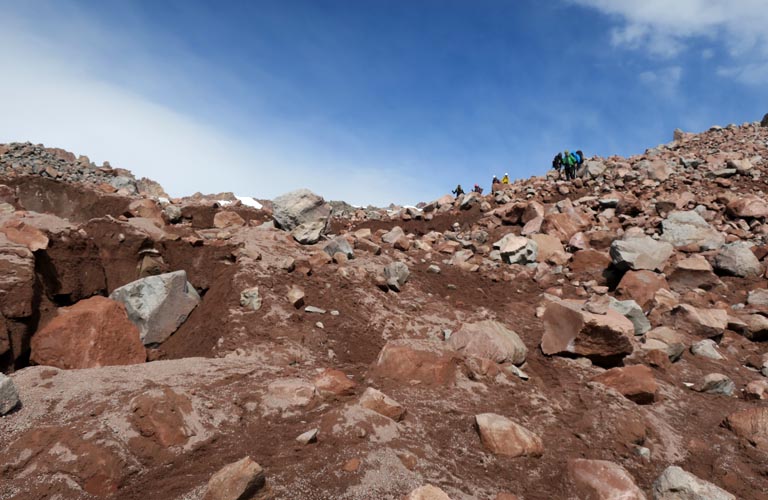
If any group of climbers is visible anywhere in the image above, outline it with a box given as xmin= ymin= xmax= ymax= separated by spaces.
xmin=552 ymin=150 xmax=584 ymax=180
xmin=452 ymin=183 xmax=485 ymax=197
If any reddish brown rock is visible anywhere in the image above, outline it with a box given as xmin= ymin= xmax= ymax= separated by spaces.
xmin=667 ymin=255 xmax=723 ymax=292
xmin=568 ymin=459 xmax=647 ymax=500
xmin=541 ymin=300 xmax=634 ymax=365
xmin=128 ymin=198 xmax=163 ymax=221
xmin=313 ymin=368 xmax=356 ymax=396
xmin=0 ymin=220 xmax=49 ymax=251
xmin=203 ymin=457 xmax=269 ymax=500
xmin=0 ymin=234 xmax=35 ymax=319
xmin=672 ymin=304 xmax=728 ymax=338
xmin=530 ymin=233 xmax=569 ymax=265
xmin=592 ymin=365 xmax=658 ymax=404
xmin=541 ymin=212 xmax=587 ymax=243
xmin=475 ymin=413 xmax=543 ymax=457
xmin=129 ymin=387 xmax=194 ymax=452
xmin=359 ymin=387 xmax=406 ymax=421
xmin=30 ymin=296 xmax=146 ymax=369
xmin=213 ymin=210 xmax=246 ymax=229
xmin=447 ymin=319 xmax=527 ymax=365
xmin=723 ymin=407 xmax=768 ymax=450
xmin=615 ymin=270 xmax=669 ymax=310
xmin=371 ymin=339 xmax=460 ymax=386
xmin=570 ymin=249 xmax=612 ymax=281
xmin=727 ymin=195 xmax=768 ymax=218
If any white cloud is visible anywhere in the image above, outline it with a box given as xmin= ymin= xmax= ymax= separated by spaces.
xmin=572 ymin=0 xmax=768 ymax=83
xmin=0 ymin=7 xmax=431 ymax=207
xmin=638 ymin=66 xmax=682 ymax=97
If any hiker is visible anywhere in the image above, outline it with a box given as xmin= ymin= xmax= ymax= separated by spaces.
xmin=473 ymin=184 xmax=483 ymax=194
xmin=563 ymin=150 xmax=576 ymax=180
xmin=575 ymin=150 xmax=585 ymax=173
xmin=452 ymin=184 xmax=464 ymax=197
xmin=492 ymin=175 xmax=500 ymax=185
xmin=552 ymin=153 xmax=563 ymax=176
xmin=501 ymin=173 xmax=510 ymax=184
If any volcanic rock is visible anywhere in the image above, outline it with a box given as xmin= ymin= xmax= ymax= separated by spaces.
xmin=660 ymin=211 xmax=724 ymax=250
xmin=384 ymin=261 xmax=410 ymax=291
xmin=567 ymin=459 xmax=646 ymax=500
xmin=203 ymin=457 xmax=268 ymax=500
xmin=313 ymin=368 xmax=356 ymax=396
xmin=727 ymin=195 xmax=768 ymax=218
xmin=615 ymin=270 xmax=669 ymax=310
xmin=474 ymin=413 xmax=543 ymax=457
xmin=652 ymin=466 xmax=735 ymax=500
xmin=213 ymin=210 xmax=246 ymax=229
xmin=609 ymin=236 xmax=673 ymax=272
xmin=359 ymin=387 xmax=405 ymax=421
xmin=693 ymin=373 xmax=734 ymax=396
xmin=0 ymin=233 xmax=35 ymax=319
xmin=672 ymin=304 xmax=727 ymax=338
xmin=372 ymin=339 xmax=459 ymax=385
xmin=404 ymin=485 xmax=452 ymax=500
xmin=713 ymin=242 xmax=762 ymax=277
xmin=723 ymin=407 xmax=768 ymax=450
xmin=690 ymin=339 xmax=723 ymax=360
xmin=272 ymin=188 xmax=329 ymax=232
xmin=239 ymin=287 xmax=262 ymax=311
xmin=110 ymin=270 xmax=200 ymax=345
xmin=30 ymin=296 xmax=146 ymax=369
xmin=447 ymin=320 xmax=527 ymax=365
xmin=541 ymin=300 xmax=634 ymax=365
xmin=323 ymin=236 xmax=354 ymax=259
xmin=592 ymin=365 xmax=658 ymax=404
xmin=0 ymin=372 xmax=19 ymax=415
xmin=667 ymin=255 xmax=723 ymax=292
xmin=493 ymin=234 xmax=538 ymax=265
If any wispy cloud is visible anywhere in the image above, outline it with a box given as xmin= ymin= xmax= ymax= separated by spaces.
xmin=0 ymin=5 xmax=427 ymax=207
xmin=638 ymin=66 xmax=682 ymax=98
xmin=572 ymin=0 xmax=768 ymax=83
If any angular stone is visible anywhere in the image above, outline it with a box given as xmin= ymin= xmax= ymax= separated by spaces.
xmin=567 ymin=459 xmax=646 ymax=500
xmin=609 ymin=299 xmax=651 ymax=335
xmin=733 ymin=314 xmax=768 ymax=341
xmin=381 ymin=226 xmax=406 ymax=244
xmin=541 ymin=300 xmax=634 ymax=365
xmin=213 ymin=211 xmax=245 ymax=229
xmin=323 ymin=236 xmax=354 ymax=259
xmin=713 ymin=242 xmax=762 ymax=277
xmin=0 ymin=372 xmax=20 ymax=415
xmin=448 ymin=320 xmax=527 ymax=365
xmin=493 ymin=234 xmax=538 ymax=265
xmin=660 ymin=211 xmax=725 ymax=250
xmin=359 ymin=387 xmax=405 ymax=421
xmin=723 ymin=407 xmax=768 ymax=450
xmin=693 ymin=373 xmax=734 ymax=396
xmin=615 ymin=270 xmax=669 ymax=310
xmin=239 ymin=287 xmax=262 ymax=311
xmin=672 ymin=305 xmax=727 ymax=338
xmin=203 ymin=457 xmax=267 ymax=500
xmin=530 ymin=233 xmax=569 ymax=265
xmin=727 ymin=195 xmax=768 ymax=218
xmin=404 ymin=485 xmax=452 ymax=500
xmin=690 ymin=339 xmax=723 ymax=360
xmin=286 ymin=286 xmax=305 ymax=308
xmin=372 ymin=339 xmax=459 ymax=385
xmin=110 ymin=270 xmax=200 ymax=345
xmin=272 ymin=189 xmax=329 ymax=232
xmin=313 ymin=368 xmax=356 ymax=396
xmin=263 ymin=378 xmax=317 ymax=414
xmin=652 ymin=466 xmax=735 ymax=500
xmin=610 ymin=236 xmax=673 ymax=272
xmin=30 ymin=296 xmax=146 ymax=369
xmin=0 ymin=220 xmax=49 ymax=251
xmin=592 ymin=365 xmax=658 ymax=404
xmin=747 ymin=289 xmax=768 ymax=308
xmin=745 ymin=380 xmax=768 ymax=400
xmin=668 ymin=255 xmax=723 ymax=292
xmin=384 ymin=261 xmax=410 ymax=291
xmin=290 ymin=221 xmax=326 ymax=245
xmin=0 ymin=233 xmax=35 ymax=319
xmin=474 ymin=413 xmax=543 ymax=457
xmin=295 ymin=429 xmax=318 ymax=445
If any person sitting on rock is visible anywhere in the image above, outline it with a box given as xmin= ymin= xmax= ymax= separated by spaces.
xmin=501 ymin=173 xmax=510 ymax=184
xmin=473 ymin=184 xmax=483 ymax=194
xmin=452 ymin=184 xmax=464 ymax=197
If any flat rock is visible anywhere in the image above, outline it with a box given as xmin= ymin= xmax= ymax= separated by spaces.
xmin=313 ymin=368 xmax=356 ymax=396
xmin=30 ymin=296 xmax=146 ymax=369
xmin=615 ymin=270 xmax=669 ymax=310
xmin=672 ymin=304 xmax=727 ymax=338
xmin=592 ymin=365 xmax=658 ymax=404
xmin=447 ymin=320 xmax=527 ymax=365
xmin=475 ymin=413 xmax=543 ymax=457
xmin=110 ymin=270 xmax=200 ymax=345
xmin=213 ymin=211 xmax=245 ymax=229
xmin=727 ymin=195 xmax=768 ymax=218
xmin=567 ymin=459 xmax=646 ymax=500
xmin=372 ymin=339 xmax=459 ymax=386
xmin=652 ymin=466 xmax=735 ymax=500
xmin=693 ymin=373 xmax=734 ymax=396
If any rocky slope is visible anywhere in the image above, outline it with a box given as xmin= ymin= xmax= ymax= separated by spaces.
xmin=1 ymin=119 xmax=768 ymax=500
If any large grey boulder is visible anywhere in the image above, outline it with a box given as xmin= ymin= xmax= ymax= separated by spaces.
xmin=660 ymin=211 xmax=724 ymax=250
xmin=610 ymin=236 xmax=673 ymax=272
xmin=713 ymin=242 xmax=762 ymax=277
xmin=110 ymin=270 xmax=200 ymax=345
xmin=580 ymin=160 xmax=606 ymax=179
xmin=272 ymin=189 xmax=330 ymax=232
xmin=493 ymin=234 xmax=538 ymax=265
xmin=0 ymin=373 xmax=19 ymax=415
xmin=652 ymin=466 xmax=735 ymax=500
xmin=323 ymin=236 xmax=354 ymax=259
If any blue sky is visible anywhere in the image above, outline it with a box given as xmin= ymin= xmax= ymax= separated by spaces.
xmin=1 ymin=1 xmax=767 ymax=206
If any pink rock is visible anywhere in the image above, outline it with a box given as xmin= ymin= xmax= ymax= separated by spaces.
xmin=404 ymin=485 xmax=452 ymax=500
xmin=591 ymin=365 xmax=658 ymax=404
xmin=724 ymin=407 xmax=768 ymax=450
xmin=359 ymin=387 xmax=405 ymax=421
xmin=475 ymin=413 xmax=543 ymax=457
xmin=372 ymin=339 xmax=460 ymax=386
xmin=568 ymin=459 xmax=647 ymax=500
xmin=313 ymin=368 xmax=356 ymax=396
xmin=203 ymin=457 xmax=268 ymax=500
